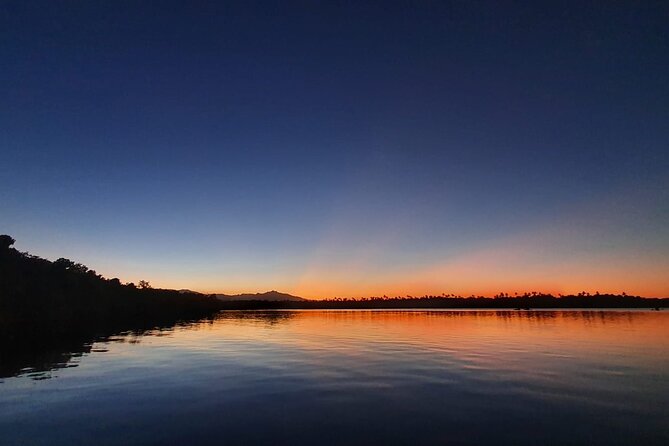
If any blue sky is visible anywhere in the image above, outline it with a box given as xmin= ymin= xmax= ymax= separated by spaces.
xmin=2 ymin=1 xmax=668 ymax=297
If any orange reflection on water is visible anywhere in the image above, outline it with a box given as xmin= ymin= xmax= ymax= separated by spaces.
xmin=171 ymin=310 xmax=669 ymax=373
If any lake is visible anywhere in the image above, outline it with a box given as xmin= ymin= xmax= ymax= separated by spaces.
xmin=1 ymin=310 xmax=667 ymax=445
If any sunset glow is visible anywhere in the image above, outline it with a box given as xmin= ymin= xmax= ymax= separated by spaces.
xmin=2 ymin=2 xmax=667 ymax=299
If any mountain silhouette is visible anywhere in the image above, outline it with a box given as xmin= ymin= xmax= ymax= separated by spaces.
xmin=215 ymin=290 xmax=305 ymax=302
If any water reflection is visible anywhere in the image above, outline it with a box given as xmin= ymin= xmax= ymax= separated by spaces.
xmin=4 ymin=309 xmax=665 ymax=379
xmin=0 ymin=317 xmax=218 ymax=380
xmin=216 ymin=309 xmax=296 ymax=325
xmin=1 ymin=310 xmax=667 ymax=446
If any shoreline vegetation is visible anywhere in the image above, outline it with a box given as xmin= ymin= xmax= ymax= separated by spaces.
xmin=1 ymin=234 xmax=666 ymax=377
xmin=215 ymin=294 xmax=667 ymax=310
xmin=0 ymin=235 xmax=220 ymax=377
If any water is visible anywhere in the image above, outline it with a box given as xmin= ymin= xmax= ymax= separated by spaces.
xmin=1 ymin=310 xmax=667 ymax=445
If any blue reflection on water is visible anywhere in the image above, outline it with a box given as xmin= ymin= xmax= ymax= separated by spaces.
xmin=1 ymin=310 xmax=668 ymax=445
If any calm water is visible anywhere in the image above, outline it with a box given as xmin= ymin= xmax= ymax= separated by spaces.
xmin=1 ymin=310 xmax=667 ymax=445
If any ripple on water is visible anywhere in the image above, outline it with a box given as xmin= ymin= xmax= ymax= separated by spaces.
xmin=0 ymin=310 xmax=668 ymax=446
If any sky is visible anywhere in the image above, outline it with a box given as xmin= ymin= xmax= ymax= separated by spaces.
xmin=1 ymin=1 xmax=668 ymax=298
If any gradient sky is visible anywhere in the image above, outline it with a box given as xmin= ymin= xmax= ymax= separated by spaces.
xmin=1 ymin=1 xmax=668 ymax=298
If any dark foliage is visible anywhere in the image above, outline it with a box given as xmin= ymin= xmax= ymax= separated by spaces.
xmin=0 ymin=235 xmax=222 ymax=376
xmin=216 ymin=293 xmax=668 ymax=310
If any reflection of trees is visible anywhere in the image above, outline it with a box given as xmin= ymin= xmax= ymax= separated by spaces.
xmin=216 ymin=310 xmax=296 ymax=327
xmin=0 ymin=317 xmax=218 ymax=380
xmin=0 ymin=312 xmax=296 ymax=380
xmin=0 ymin=342 xmax=90 ymax=381
xmin=1 ymin=319 xmax=220 ymax=380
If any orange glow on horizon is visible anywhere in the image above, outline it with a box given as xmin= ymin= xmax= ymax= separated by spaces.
xmin=141 ymin=248 xmax=669 ymax=299
xmin=109 ymin=203 xmax=669 ymax=299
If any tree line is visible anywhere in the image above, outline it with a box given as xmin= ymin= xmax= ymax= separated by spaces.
xmin=216 ymin=292 xmax=667 ymax=310
xmin=0 ymin=234 xmax=221 ymax=365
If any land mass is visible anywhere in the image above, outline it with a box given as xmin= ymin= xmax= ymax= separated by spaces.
xmin=216 ymin=294 xmax=668 ymax=310
xmin=0 ymin=235 xmax=221 ymax=376
xmin=1 ymin=234 xmax=667 ymax=377
xmin=215 ymin=291 xmax=305 ymax=302
xmin=178 ymin=289 xmax=305 ymax=301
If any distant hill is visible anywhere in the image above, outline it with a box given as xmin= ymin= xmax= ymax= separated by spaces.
xmin=215 ymin=290 xmax=306 ymax=302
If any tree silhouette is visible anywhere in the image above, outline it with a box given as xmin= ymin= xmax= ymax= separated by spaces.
xmin=53 ymin=258 xmax=89 ymax=274
xmin=138 ymin=280 xmax=152 ymax=289
xmin=0 ymin=234 xmax=15 ymax=250
xmin=0 ymin=234 xmax=222 ymax=378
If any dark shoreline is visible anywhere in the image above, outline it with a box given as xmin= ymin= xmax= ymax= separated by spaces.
xmin=215 ymin=295 xmax=668 ymax=311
